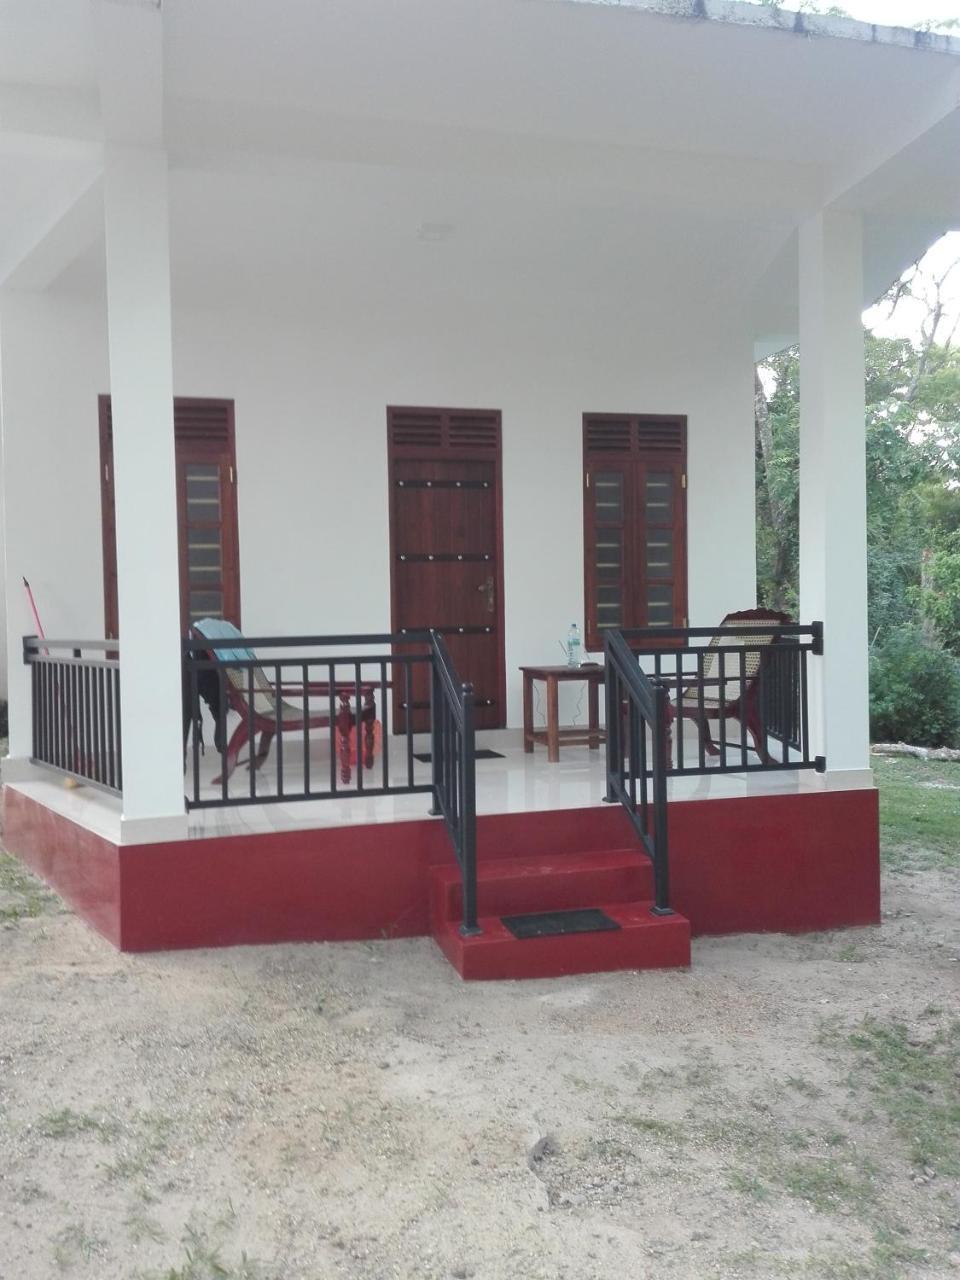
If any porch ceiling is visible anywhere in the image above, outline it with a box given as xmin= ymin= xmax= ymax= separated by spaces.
xmin=1 ymin=0 xmax=959 ymax=342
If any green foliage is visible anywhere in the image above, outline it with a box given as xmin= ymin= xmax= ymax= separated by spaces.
xmin=756 ymin=291 xmax=960 ymax=730
xmin=920 ymin=531 xmax=960 ymax=654
xmin=868 ymin=628 xmax=960 ymax=748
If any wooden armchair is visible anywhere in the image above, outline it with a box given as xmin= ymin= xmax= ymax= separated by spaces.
xmin=190 ymin=620 xmax=377 ymax=786
xmin=677 ymin=607 xmax=790 ymax=764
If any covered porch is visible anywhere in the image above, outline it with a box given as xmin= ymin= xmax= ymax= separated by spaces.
xmin=2 ymin=0 xmax=956 ymax=972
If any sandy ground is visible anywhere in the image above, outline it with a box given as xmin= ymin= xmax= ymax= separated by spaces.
xmin=0 ymin=855 xmax=958 ymax=1280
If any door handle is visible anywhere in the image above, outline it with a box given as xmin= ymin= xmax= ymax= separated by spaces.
xmin=477 ymin=576 xmax=495 ymax=614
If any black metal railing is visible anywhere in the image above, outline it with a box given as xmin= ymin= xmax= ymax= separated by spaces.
xmin=603 ymin=630 xmax=672 ymax=915
xmin=619 ymin=621 xmax=823 ymax=775
xmin=181 ymin=631 xmax=439 ymax=809
xmin=23 ymin=637 xmax=122 ymax=795
xmin=182 ymin=628 xmax=479 ymax=934
xmin=428 ymin=631 xmax=479 ymax=935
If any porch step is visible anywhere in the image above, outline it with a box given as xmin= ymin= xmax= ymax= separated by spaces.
xmin=429 ymin=850 xmax=689 ymax=980
xmin=434 ymin=899 xmax=690 ymax=980
xmin=429 ymin=848 xmax=653 ymax=930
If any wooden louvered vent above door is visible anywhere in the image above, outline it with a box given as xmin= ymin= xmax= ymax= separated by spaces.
xmin=388 ymin=406 xmax=500 ymax=456
xmin=583 ymin=413 xmax=687 ymax=649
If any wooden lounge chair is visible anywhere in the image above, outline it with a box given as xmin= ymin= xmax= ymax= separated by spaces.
xmin=677 ymin=607 xmax=790 ymax=764
xmin=190 ymin=619 xmax=376 ymax=786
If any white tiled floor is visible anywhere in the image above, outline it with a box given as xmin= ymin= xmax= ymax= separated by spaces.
xmin=4 ymin=725 xmax=825 ymax=847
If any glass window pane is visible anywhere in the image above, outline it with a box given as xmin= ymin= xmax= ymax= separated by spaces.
xmin=186 ymin=465 xmax=221 ymax=515
xmin=645 ymin=533 xmax=673 ymax=579
xmin=645 ymin=471 xmax=673 ymax=522
xmin=646 ymin=584 xmax=673 ymax=627
xmin=596 ymin=534 xmax=622 ymax=581
xmin=594 ymin=474 xmax=623 ymax=521
xmin=596 ymin=585 xmax=623 ymax=629
xmin=189 ymin=590 xmax=223 ymax=619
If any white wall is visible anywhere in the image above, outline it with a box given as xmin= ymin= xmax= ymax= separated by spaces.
xmin=1 ymin=286 xmax=757 ymax=745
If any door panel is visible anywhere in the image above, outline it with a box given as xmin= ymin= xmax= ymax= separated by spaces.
xmin=388 ymin=419 xmax=504 ymax=733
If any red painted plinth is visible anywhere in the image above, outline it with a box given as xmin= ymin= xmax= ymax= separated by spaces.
xmin=2 ymin=784 xmax=880 ymax=955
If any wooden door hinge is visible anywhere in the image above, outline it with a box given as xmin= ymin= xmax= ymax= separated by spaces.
xmin=681 ymin=473 xmax=686 ymax=489
xmin=586 ymin=473 xmax=591 ymax=489
xmin=229 ymin=465 xmax=235 ymax=484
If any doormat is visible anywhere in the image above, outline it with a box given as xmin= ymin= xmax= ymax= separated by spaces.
xmin=413 ymin=749 xmax=505 ymax=763
xmin=501 ymin=908 xmax=620 ymax=940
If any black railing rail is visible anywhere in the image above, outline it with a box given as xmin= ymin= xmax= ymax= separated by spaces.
xmin=23 ymin=637 xmax=122 ymax=795
xmin=428 ymin=631 xmax=479 ymax=935
xmin=181 ymin=630 xmax=436 ymax=809
xmin=603 ymin=629 xmax=672 ymax=914
xmin=619 ymin=621 xmax=823 ymax=775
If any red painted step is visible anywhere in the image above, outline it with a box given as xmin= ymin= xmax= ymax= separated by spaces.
xmin=429 ymin=850 xmax=690 ymax=980
xmin=434 ymin=899 xmax=691 ymax=980
xmin=430 ymin=849 xmax=653 ymax=932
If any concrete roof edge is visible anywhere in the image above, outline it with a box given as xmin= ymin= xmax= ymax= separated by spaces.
xmin=555 ymin=0 xmax=960 ymax=58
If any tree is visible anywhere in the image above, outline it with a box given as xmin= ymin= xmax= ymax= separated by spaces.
xmin=755 ymin=245 xmax=960 ymax=649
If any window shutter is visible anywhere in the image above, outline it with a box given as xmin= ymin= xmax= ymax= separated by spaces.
xmin=583 ymin=413 xmax=687 ymax=648
xmin=99 ymin=396 xmax=240 ymax=637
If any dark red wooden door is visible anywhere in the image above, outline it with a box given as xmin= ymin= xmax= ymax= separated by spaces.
xmin=388 ymin=408 xmax=504 ymax=733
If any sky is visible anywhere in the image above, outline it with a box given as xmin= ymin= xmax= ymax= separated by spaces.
xmin=759 ymin=0 xmax=960 ymax=30
xmin=777 ymin=1 xmax=960 ymax=340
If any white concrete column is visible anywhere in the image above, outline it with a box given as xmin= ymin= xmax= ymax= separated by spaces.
xmin=103 ymin=144 xmax=185 ymax=830
xmin=798 ymin=210 xmax=871 ymax=779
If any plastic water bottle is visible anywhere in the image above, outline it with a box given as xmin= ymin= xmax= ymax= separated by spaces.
xmin=567 ymin=623 xmax=582 ymax=668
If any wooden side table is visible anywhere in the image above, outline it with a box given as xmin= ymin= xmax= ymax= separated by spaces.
xmin=520 ymin=664 xmax=606 ymax=763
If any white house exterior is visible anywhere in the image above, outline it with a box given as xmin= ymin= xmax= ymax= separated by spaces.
xmin=0 ymin=0 xmax=957 ymax=972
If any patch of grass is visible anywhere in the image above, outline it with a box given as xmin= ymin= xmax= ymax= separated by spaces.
xmin=140 ymin=1207 xmax=269 ymax=1280
xmin=36 ymin=1107 xmax=116 ymax=1141
xmin=779 ymin=1156 xmax=875 ymax=1214
xmin=834 ymin=943 xmax=867 ymax=963
xmin=727 ymin=1169 xmax=769 ymax=1201
xmin=0 ymin=851 xmax=57 ymax=921
xmin=106 ymin=1112 xmax=173 ymax=1181
xmin=53 ymin=1221 xmax=106 ymax=1269
xmin=125 ymin=1207 xmax=166 ymax=1245
xmin=873 ymin=756 xmax=960 ymax=871
xmin=846 ymin=1016 xmax=960 ymax=1174
xmin=786 ymin=1075 xmax=825 ymax=1100
xmin=619 ymin=1115 xmax=685 ymax=1141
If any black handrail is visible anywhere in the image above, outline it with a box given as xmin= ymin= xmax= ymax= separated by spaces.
xmin=23 ymin=636 xmax=123 ymax=795
xmin=603 ymin=630 xmax=672 ymax=915
xmin=620 ymin=621 xmax=823 ymax=775
xmin=181 ymin=631 xmax=436 ymax=808
xmin=429 ymin=631 xmax=480 ymax=936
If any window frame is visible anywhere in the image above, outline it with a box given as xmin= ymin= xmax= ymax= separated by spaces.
xmin=99 ymin=395 xmax=241 ymax=639
xmin=582 ymin=413 xmax=688 ymax=651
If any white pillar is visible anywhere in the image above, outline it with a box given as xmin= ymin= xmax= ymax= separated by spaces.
xmin=103 ymin=144 xmax=185 ymax=830
xmin=798 ymin=210 xmax=871 ymax=779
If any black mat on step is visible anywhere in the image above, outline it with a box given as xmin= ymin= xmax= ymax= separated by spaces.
xmin=413 ymin=749 xmax=505 ymax=763
xmin=501 ymin=908 xmax=620 ymax=940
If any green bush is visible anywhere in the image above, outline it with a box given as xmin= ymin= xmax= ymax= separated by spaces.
xmin=869 ymin=628 xmax=960 ymax=748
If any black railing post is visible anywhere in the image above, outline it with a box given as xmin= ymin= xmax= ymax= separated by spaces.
xmin=651 ymin=680 xmax=673 ymax=916
xmin=459 ymin=682 xmax=480 ymax=937
xmin=603 ymin=635 xmax=618 ymax=803
xmin=428 ymin=632 xmax=442 ymax=816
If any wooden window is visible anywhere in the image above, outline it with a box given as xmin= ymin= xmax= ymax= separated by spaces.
xmin=99 ymin=396 xmax=240 ymax=638
xmin=583 ymin=413 xmax=687 ymax=649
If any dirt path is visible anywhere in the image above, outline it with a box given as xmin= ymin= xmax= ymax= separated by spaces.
xmin=0 ymin=853 xmax=957 ymax=1280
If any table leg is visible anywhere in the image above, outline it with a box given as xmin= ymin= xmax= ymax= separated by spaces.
xmin=588 ymin=677 xmax=600 ymax=750
xmin=522 ymin=673 xmax=534 ymax=753
xmin=337 ymin=692 xmax=353 ymax=784
xmin=546 ymin=675 xmax=560 ymax=763
xmin=363 ymin=687 xmax=376 ymax=768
